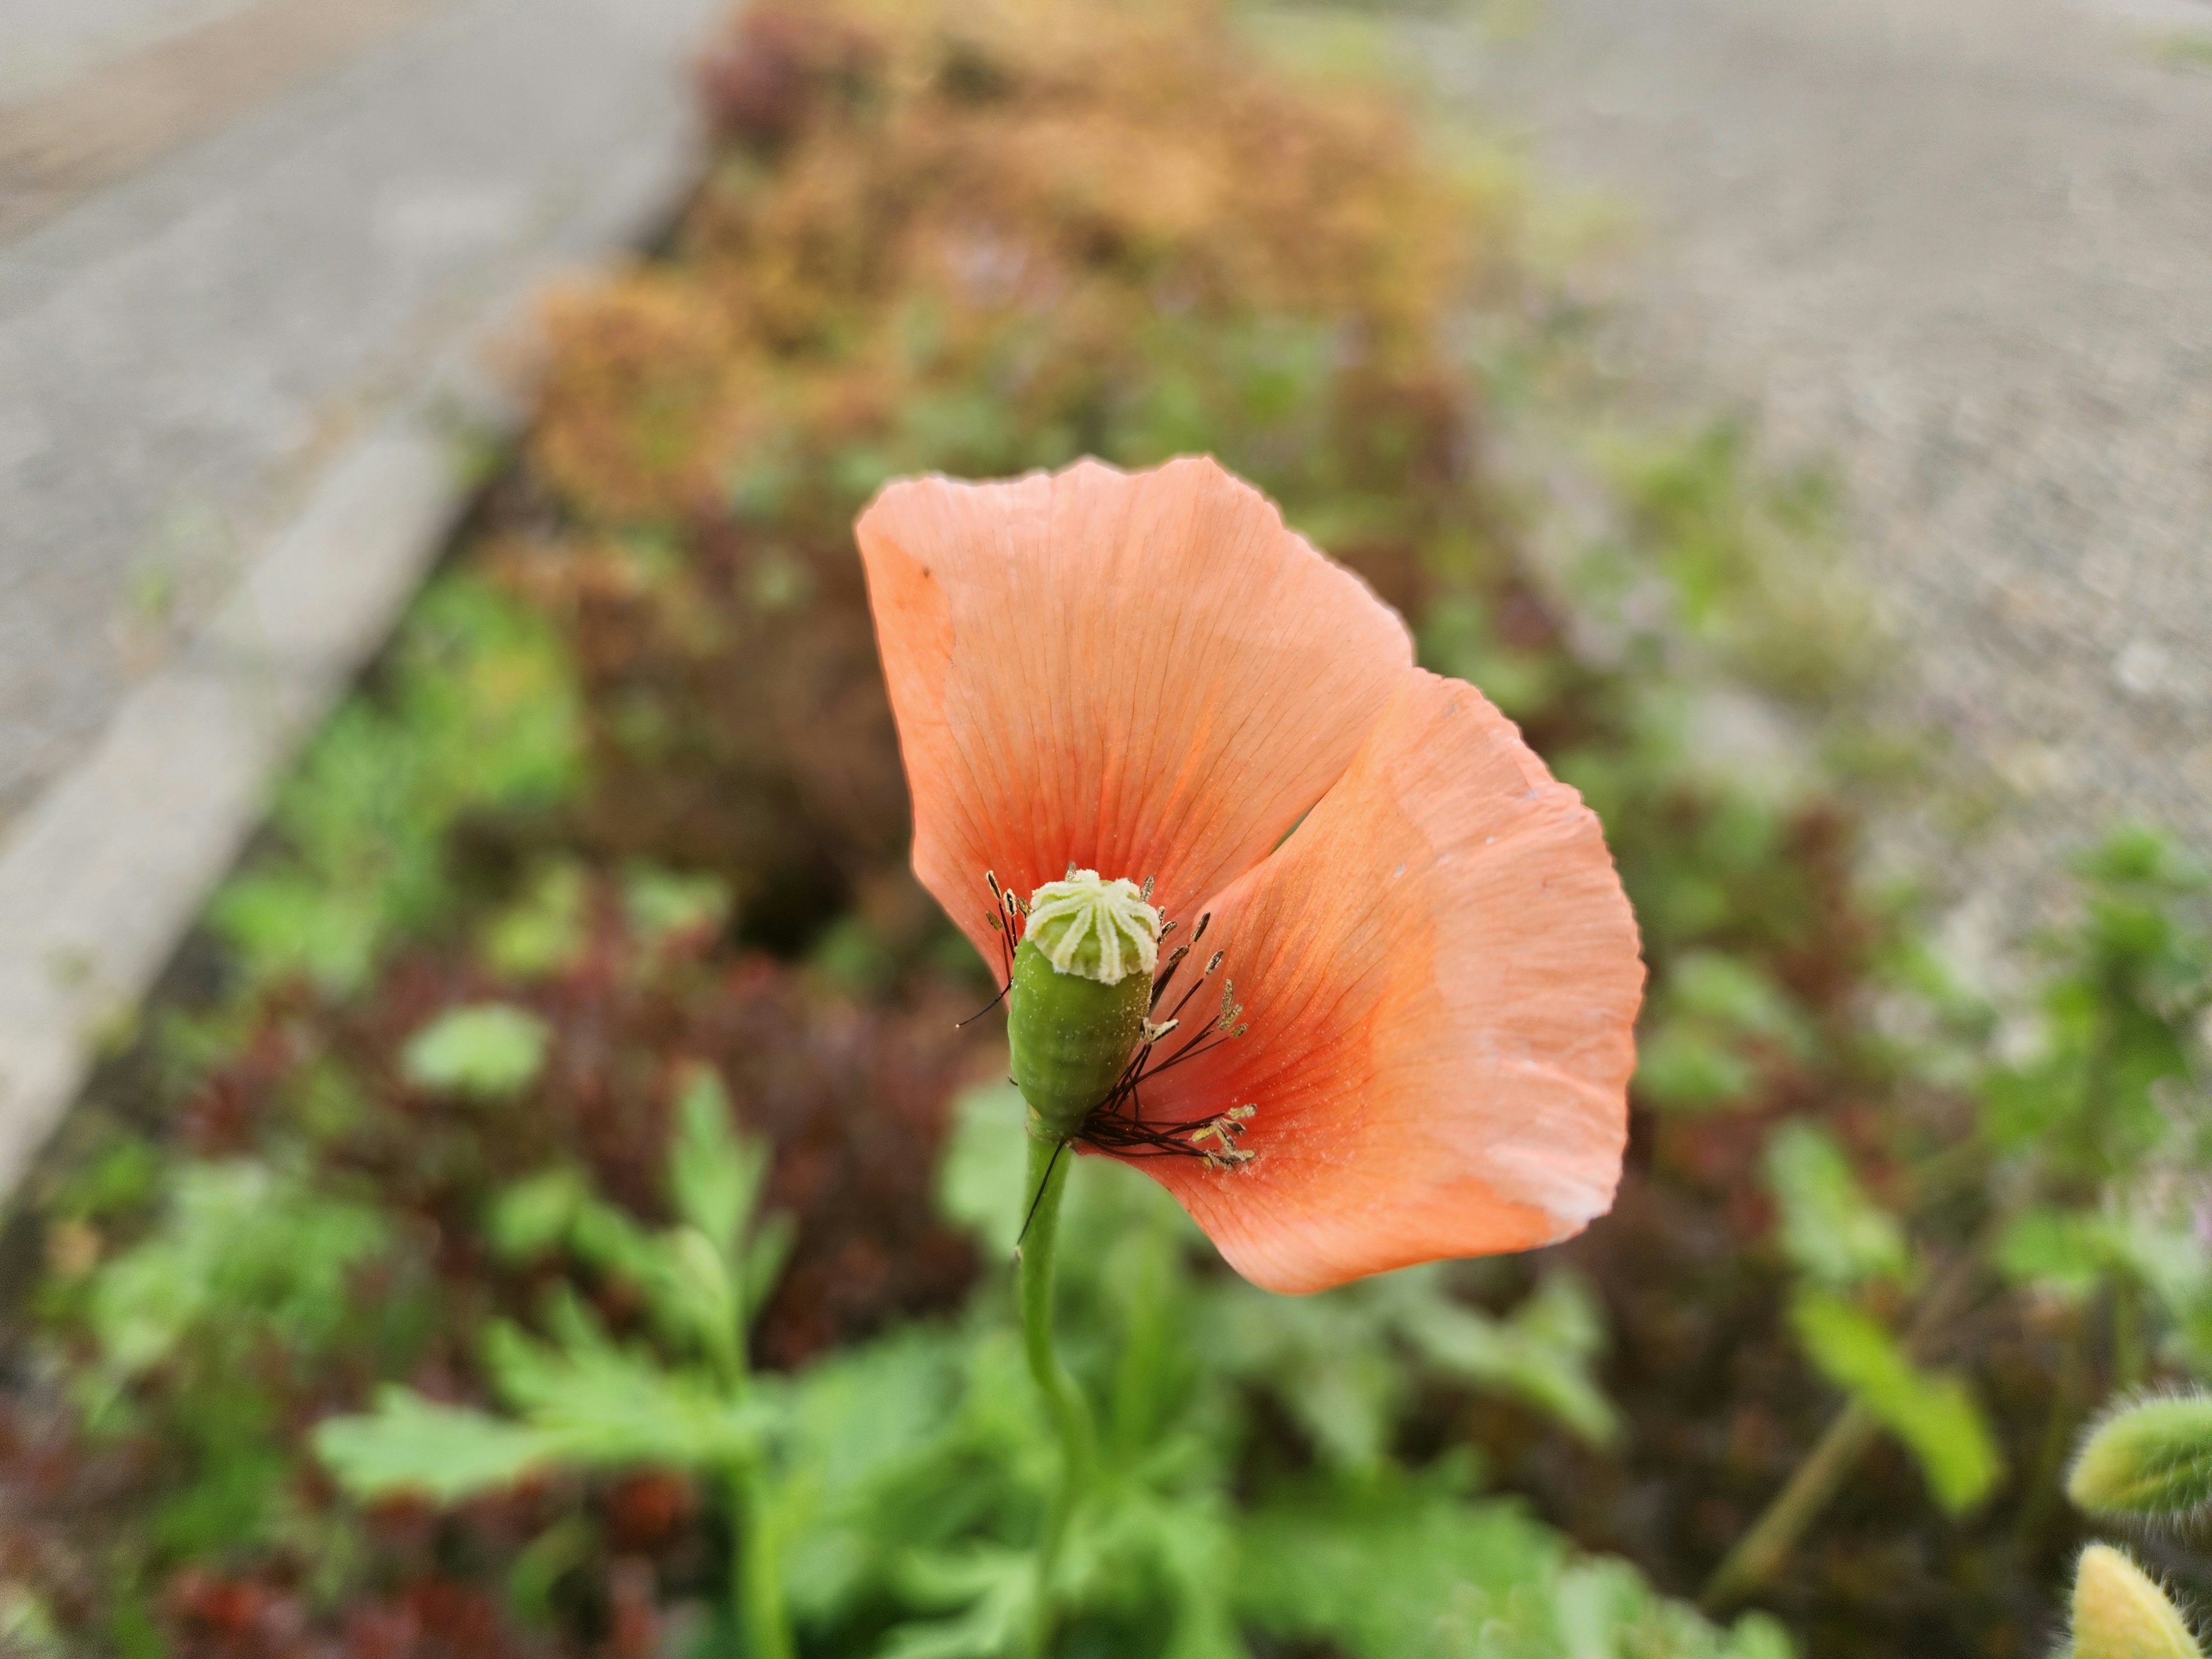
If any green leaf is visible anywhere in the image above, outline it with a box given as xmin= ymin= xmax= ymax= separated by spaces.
xmin=484 ymin=1311 xmax=767 ymax=1471
xmin=1789 ymin=1291 xmax=2002 ymax=1513
xmin=313 ymin=1387 xmax=554 ymax=1503
xmin=480 ymin=861 xmax=589 ymax=979
xmin=486 ymin=1168 xmax=592 ymax=1261
xmin=937 ymin=1082 xmax=1030 ymax=1259
xmin=623 ymin=863 xmax=732 ymax=947
xmin=2069 ymin=1394 xmax=2212 ymax=1522
xmin=1762 ymin=1123 xmax=1910 ymax=1290
xmin=668 ymin=1065 xmax=762 ymax=1260
xmin=878 ymin=1548 xmax=1034 ymax=1659
xmin=1388 ymin=1270 xmax=1621 ymax=1448
xmin=401 ymin=1004 xmax=550 ymax=1101
xmin=1636 ymin=954 xmax=1815 ymax=1113
xmin=85 ymin=1161 xmax=387 ymax=1388
xmin=0 ymin=1582 xmax=66 ymax=1658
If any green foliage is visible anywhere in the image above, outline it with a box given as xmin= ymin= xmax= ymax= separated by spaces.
xmin=313 ymin=1388 xmax=556 ymax=1504
xmin=0 ymin=1583 xmax=64 ymax=1658
xmin=623 ymin=863 xmax=733 ymax=949
xmin=479 ymin=860 xmax=589 ymax=978
xmin=400 ymin=1003 xmax=551 ymax=1100
xmin=84 ymin=1160 xmax=388 ymax=1399
xmin=210 ymin=576 xmax=581 ymax=993
xmin=2069 ymin=1394 xmax=2212 ymax=1524
xmin=1244 ymin=1484 xmax=1793 ymax=1659
xmin=319 ymin=1069 xmax=794 ymax=1652
xmin=1983 ymin=830 xmax=2210 ymax=1181
xmin=1637 ymin=953 xmax=1815 ymax=1112
xmin=1762 ymin=1124 xmax=1910 ymax=1291
xmin=1788 ymin=1293 xmax=2001 ymax=1514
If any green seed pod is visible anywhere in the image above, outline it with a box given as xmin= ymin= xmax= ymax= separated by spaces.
xmin=2071 ymin=1395 xmax=2212 ymax=1523
xmin=2071 ymin=1544 xmax=2203 ymax=1659
xmin=1006 ymin=871 xmax=1161 ymax=1141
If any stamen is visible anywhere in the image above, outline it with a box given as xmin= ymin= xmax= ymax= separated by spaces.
xmin=956 ymin=980 xmax=1012 ymax=1028
xmin=1216 ymin=979 xmax=1244 ymax=1032
xmin=1141 ymin=1017 xmax=1179 ymax=1043
xmin=1141 ymin=874 xmax=1156 ymax=902
xmin=1150 ymin=944 xmax=1190 ymax=1009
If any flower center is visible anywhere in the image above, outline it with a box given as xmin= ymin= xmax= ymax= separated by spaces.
xmin=1023 ymin=869 xmax=1160 ymax=984
xmin=980 ymin=866 xmax=1259 ymax=1168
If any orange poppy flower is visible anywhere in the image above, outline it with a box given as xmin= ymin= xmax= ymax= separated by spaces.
xmin=856 ymin=456 xmax=1643 ymax=1293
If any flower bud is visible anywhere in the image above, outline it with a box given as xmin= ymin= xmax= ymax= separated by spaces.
xmin=2070 ymin=1544 xmax=2202 ymax=1659
xmin=1008 ymin=872 xmax=1160 ymax=1141
xmin=2071 ymin=1396 xmax=2212 ymax=1524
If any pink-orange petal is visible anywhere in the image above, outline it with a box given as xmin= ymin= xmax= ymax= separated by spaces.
xmin=1125 ymin=670 xmax=1643 ymax=1294
xmin=855 ymin=457 xmax=1414 ymax=961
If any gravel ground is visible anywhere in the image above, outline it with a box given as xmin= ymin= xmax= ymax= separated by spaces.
xmin=1426 ymin=0 xmax=2212 ymax=923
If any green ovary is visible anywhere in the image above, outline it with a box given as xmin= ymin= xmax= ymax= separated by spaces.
xmin=1009 ymin=939 xmax=1149 ymax=1141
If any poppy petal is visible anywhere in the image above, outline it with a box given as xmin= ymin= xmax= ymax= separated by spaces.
xmin=1126 ymin=671 xmax=1643 ymax=1294
xmin=856 ymin=456 xmax=1414 ymax=967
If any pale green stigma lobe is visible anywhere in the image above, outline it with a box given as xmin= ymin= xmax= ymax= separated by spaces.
xmin=1024 ymin=869 xmax=1161 ymax=985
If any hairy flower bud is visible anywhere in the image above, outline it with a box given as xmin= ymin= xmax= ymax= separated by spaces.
xmin=2071 ymin=1544 xmax=2203 ymax=1659
xmin=2070 ymin=1395 xmax=2212 ymax=1524
xmin=1008 ymin=872 xmax=1161 ymax=1140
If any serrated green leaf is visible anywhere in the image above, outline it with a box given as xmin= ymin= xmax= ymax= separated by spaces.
xmin=1389 ymin=1270 xmax=1620 ymax=1448
xmin=1763 ymin=1123 xmax=1910 ymax=1290
xmin=85 ymin=1161 xmax=387 ymax=1388
xmin=484 ymin=1315 xmax=767 ymax=1471
xmin=669 ymin=1065 xmax=760 ymax=1260
xmin=402 ymin=1004 xmax=550 ymax=1101
xmin=1236 ymin=1481 xmax=1563 ymax=1658
xmin=1790 ymin=1291 xmax=2001 ymax=1513
xmin=313 ymin=1387 xmax=554 ymax=1503
xmin=880 ymin=1548 xmax=1033 ymax=1659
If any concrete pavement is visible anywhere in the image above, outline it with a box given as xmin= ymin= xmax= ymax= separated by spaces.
xmin=1428 ymin=0 xmax=2212 ymax=918
xmin=0 ymin=0 xmax=721 ymax=822
xmin=0 ymin=0 xmax=722 ymax=1195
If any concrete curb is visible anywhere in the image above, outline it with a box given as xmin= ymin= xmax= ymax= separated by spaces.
xmin=0 ymin=120 xmax=700 ymax=1202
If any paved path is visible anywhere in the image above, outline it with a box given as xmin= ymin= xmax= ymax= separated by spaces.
xmin=0 ymin=0 xmax=721 ymax=824
xmin=0 ymin=0 xmax=719 ymax=1196
xmin=1429 ymin=0 xmax=2212 ymax=915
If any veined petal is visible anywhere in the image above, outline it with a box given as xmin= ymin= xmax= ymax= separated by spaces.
xmin=855 ymin=457 xmax=1412 ymax=965
xmin=1128 ymin=671 xmax=1643 ymax=1294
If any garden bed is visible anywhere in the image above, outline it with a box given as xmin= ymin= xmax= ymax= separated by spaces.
xmin=2 ymin=2 xmax=2208 ymax=1656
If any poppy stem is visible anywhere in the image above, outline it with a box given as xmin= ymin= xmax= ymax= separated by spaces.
xmin=1018 ymin=1128 xmax=1096 ymax=1652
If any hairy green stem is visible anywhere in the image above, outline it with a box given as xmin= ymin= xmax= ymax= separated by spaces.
xmin=732 ymin=1463 xmax=792 ymax=1659
xmin=1020 ymin=1131 xmax=1095 ymax=1653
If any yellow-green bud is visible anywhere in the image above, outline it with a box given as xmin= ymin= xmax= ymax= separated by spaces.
xmin=2071 ymin=1544 xmax=2203 ymax=1659
xmin=1008 ymin=872 xmax=1162 ymax=1141
xmin=2071 ymin=1395 xmax=2212 ymax=1524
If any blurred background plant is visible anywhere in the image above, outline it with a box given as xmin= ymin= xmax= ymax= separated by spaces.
xmin=0 ymin=0 xmax=2206 ymax=1655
